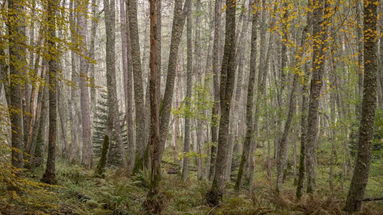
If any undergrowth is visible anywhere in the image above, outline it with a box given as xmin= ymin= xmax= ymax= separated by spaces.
xmin=1 ymin=159 xmax=383 ymax=215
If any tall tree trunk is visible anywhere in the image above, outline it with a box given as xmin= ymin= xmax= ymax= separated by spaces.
xmin=123 ymin=0 xmax=135 ymax=174
xmin=296 ymin=0 xmax=312 ymax=199
xmin=182 ymin=6 xmax=193 ymax=181
xmin=206 ymin=0 xmax=236 ymax=206
xmin=69 ymin=0 xmax=81 ymax=163
xmin=78 ymin=0 xmax=93 ymax=168
xmin=209 ymin=0 xmax=222 ymax=181
xmin=344 ymin=0 xmax=378 ymax=212
xmin=305 ymin=0 xmax=329 ymax=194
xmin=8 ymin=0 xmax=27 ymax=169
xmin=89 ymin=0 xmax=99 ymax=111
xmin=41 ymin=0 xmax=59 ymax=184
xmin=158 ymin=0 xmax=191 ymax=159
xmin=127 ymin=0 xmax=146 ymax=172
xmin=275 ymin=1 xmax=290 ymax=193
xmin=235 ymin=0 xmax=259 ymax=191
xmin=144 ymin=0 xmax=162 ymax=212
xmin=104 ymin=0 xmax=127 ymax=168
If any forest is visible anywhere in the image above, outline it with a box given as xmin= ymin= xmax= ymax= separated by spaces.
xmin=1 ymin=0 xmax=383 ymax=214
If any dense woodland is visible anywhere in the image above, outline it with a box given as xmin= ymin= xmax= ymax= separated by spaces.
xmin=1 ymin=0 xmax=383 ymax=214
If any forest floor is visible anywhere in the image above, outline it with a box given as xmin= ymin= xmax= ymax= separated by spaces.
xmin=1 ymin=160 xmax=383 ymax=215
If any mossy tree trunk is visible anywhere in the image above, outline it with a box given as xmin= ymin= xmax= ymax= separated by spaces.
xmin=344 ymin=0 xmax=378 ymax=212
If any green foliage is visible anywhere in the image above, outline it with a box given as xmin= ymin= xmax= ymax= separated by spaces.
xmin=58 ymin=162 xmax=87 ymax=184
xmin=172 ymin=79 xmax=216 ymax=123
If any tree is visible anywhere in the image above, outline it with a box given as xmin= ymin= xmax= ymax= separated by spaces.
xmin=235 ymin=0 xmax=259 ymax=191
xmin=121 ymin=0 xmax=135 ymax=174
xmin=144 ymin=0 xmax=162 ymax=212
xmin=158 ymin=0 xmax=191 ymax=165
xmin=7 ymin=0 xmax=27 ymax=169
xmin=127 ymin=0 xmax=146 ymax=172
xmin=206 ymin=0 xmax=236 ymax=206
xmin=305 ymin=0 xmax=330 ymax=194
xmin=296 ymin=1 xmax=312 ymax=199
xmin=104 ymin=0 xmax=127 ymax=168
xmin=344 ymin=0 xmax=378 ymax=212
xmin=181 ymin=4 xmax=193 ymax=181
xmin=208 ymin=0 xmax=222 ymax=181
xmin=41 ymin=0 xmax=59 ymax=184
xmin=78 ymin=0 xmax=93 ymax=168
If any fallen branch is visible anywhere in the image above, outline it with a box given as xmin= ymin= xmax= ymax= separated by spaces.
xmin=362 ymin=197 xmax=383 ymax=202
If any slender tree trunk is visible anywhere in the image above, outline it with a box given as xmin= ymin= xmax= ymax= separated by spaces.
xmin=344 ymin=0 xmax=378 ymax=212
xmin=182 ymin=7 xmax=193 ymax=181
xmin=8 ymin=0 xmax=27 ymax=169
xmin=296 ymin=0 xmax=312 ymax=199
xmin=158 ymin=0 xmax=191 ymax=158
xmin=127 ymin=0 xmax=146 ymax=172
xmin=305 ymin=0 xmax=330 ymax=194
xmin=78 ymin=0 xmax=93 ymax=168
xmin=206 ymin=0 xmax=236 ymax=206
xmin=41 ymin=0 xmax=59 ymax=184
xmin=275 ymin=1 xmax=290 ymax=193
xmin=69 ymin=0 xmax=81 ymax=163
xmin=209 ymin=0 xmax=222 ymax=181
xmin=104 ymin=0 xmax=127 ymax=168
xmin=144 ymin=0 xmax=162 ymax=212
xmin=235 ymin=0 xmax=259 ymax=190
xmin=89 ymin=0 xmax=99 ymax=111
xmin=123 ymin=1 xmax=136 ymax=174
